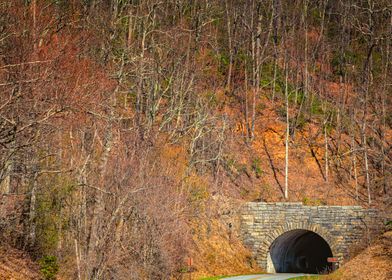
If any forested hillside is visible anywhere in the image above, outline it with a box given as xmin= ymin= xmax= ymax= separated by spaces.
xmin=0 ymin=0 xmax=391 ymax=279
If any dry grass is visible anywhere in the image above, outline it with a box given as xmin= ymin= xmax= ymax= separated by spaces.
xmin=190 ymin=197 xmax=262 ymax=279
xmin=325 ymin=231 xmax=392 ymax=280
xmin=0 ymin=245 xmax=42 ymax=280
xmin=191 ymin=220 xmax=261 ymax=279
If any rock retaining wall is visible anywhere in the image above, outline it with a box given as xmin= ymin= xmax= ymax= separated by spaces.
xmin=240 ymin=202 xmax=382 ymax=272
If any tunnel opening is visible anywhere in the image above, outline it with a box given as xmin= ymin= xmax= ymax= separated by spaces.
xmin=267 ymin=229 xmax=333 ymax=274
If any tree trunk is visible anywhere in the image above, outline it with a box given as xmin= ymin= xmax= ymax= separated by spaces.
xmin=284 ymin=58 xmax=289 ymax=200
xmin=28 ymin=171 xmax=38 ymax=249
xmin=225 ymin=0 xmax=233 ymax=92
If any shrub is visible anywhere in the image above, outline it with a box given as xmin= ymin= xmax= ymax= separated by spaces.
xmin=310 ymin=97 xmax=323 ymax=116
xmin=302 ymin=197 xmax=325 ymax=206
xmin=288 ymin=90 xmax=306 ymax=106
xmin=276 ymin=106 xmax=287 ymax=120
xmin=385 ymin=220 xmax=392 ymax=231
xmin=39 ymin=255 xmax=59 ymax=280
xmin=251 ymin=157 xmax=263 ymax=178
xmin=290 ymin=114 xmax=307 ymax=131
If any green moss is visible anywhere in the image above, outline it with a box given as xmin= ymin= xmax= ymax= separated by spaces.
xmin=288 ymin=276 xmax=321 ymax=280
xmin=199 ymin=276 xmax=226 ymax=280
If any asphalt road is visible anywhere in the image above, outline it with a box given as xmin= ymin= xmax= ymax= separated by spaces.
xmin=222 ymin=274 xmax=312 ymax=280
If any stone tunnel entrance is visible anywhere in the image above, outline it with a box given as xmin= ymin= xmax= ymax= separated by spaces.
xmin=241 ymin=202 xmax=381 ymax=272
xmin=267 ymin=229 xmax=333 ymax=274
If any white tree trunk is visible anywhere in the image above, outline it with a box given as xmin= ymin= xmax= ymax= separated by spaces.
xmin=284 ymin=64 xmax=289 ymax=200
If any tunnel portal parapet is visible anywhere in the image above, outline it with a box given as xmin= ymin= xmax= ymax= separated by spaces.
xmin=240 ymin=202 xmax=382 ymax=272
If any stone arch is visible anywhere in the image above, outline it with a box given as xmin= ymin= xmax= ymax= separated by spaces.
xmin=260 ymin=223 xmax=338 ymax=273
xmin=240 ymin=202 xmax=381 ymax=273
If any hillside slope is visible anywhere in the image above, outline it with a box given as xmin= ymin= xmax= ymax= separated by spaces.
xmin=0 ymin=246 xmax=42 ymax=280
xmin=0 ymin=1 xmax=390 ymax=279
xmin=332 ymin=230 xmax=392 ymax=280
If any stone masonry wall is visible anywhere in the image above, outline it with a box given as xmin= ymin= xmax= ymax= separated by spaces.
xmin=240 ymin=202 xmax=381 ymax=271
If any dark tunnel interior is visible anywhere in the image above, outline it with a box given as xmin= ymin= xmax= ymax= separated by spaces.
xmin=269 ymin=229 xmax=333 ymax=274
